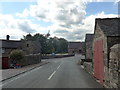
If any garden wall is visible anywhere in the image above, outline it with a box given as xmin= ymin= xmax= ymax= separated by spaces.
xmin=21 ymin=53 xmax=41 ymax=66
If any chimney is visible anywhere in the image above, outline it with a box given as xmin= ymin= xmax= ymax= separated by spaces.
xmin=6 ymin=35 xmax=10 ymax=40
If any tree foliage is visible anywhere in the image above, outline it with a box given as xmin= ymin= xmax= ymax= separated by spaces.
xmin=22 ymin=33 xmax=68 ymax=54
xmin=10 ymin=50 xmax=24 ymax=63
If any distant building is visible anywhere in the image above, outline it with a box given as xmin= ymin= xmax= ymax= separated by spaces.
xmin=85 ymin=34 xmax=94 ymax=61
xmin=93 ymin=18 xmax=120 ymax=87
xmin=68 ymin=42 xmax=85 ymax=55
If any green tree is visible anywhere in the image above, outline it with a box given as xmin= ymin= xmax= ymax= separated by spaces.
xmin=10 ymin=50 xmax=24 ymax=64
xmin=22 ymin=33 xmax=33 ymax=40
xmin=22 ymin=33 xmax=68 ymax=54
xmin=58 ymin=38 xmax=68 ymax=53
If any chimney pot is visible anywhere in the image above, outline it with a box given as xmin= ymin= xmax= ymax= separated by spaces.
xmin=6 ymin=35 xmax=10 ymax=40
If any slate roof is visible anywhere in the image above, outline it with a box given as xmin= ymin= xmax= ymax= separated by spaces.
xmin=0 ymin=39 xmax=22 ymax=49
xmin=85 ymin=34 xmax=94 ymax=42
xmin=68 ymin=42 xmax=85 ymax=49
xmin=95 ymin=18 xmax=120 ymax=36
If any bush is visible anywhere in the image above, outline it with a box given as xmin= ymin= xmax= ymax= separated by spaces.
xmin=10 ymin=50 xmax=24 ymax=64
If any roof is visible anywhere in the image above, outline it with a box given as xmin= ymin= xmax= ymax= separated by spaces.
xmin=85 ymin=34 xmax=94 ymax=42
xmin=0 ymin=39 xmax=22 ymax=49
xmin=68 ymin=42 xmax=85 ymax=49
xmin=95 ymin=18 xmax=120 ymax=36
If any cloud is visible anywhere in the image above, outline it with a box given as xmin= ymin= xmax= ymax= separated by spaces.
xmin=54 ymin=29 xmax=69 ymax=34
xmin=1 ymin=0 xmax=118 ymax=41
xmin=0 ymin=14 xmax=39 ymax=39
xmin=17 ymin=20 xmax=36 ymax=33
xmin=53 ymin=11 xmax=118 ymax=41
xmin=26 ymin=0 xmax=118 ymax=41
xmin=16 ymin=8 xmax=29 ymax=18
xmin=29 ymin=0 xmax=86 ymax=26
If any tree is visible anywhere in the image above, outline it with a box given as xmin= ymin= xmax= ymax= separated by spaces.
xmin=57 ymin=38 xmax=68 ymax=53
xmin=22 ymin=33 xmax=33 ymax=41
xmin=21 ymin=33 xmax=68 ymax=54
xmin=10 ymin=50 xmax=24 ymax=65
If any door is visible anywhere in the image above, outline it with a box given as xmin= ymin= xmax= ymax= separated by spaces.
xmin=94 ymin=40 xmax=104 ymax=85
xmin=2 ymin=57 xmax=9 ymax=69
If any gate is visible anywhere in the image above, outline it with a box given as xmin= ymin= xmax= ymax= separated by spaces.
xmin=94 ymin=40 xmax=104 ymax=85
xmin=2 ymin=57 xmax=9 ymax=69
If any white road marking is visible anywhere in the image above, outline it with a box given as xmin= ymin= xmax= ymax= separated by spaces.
xmin=48 ymin=71 xmax=56 ymax=80
xmin=57 ymin=65 xmax=61 ymax=70
xmin=1 ymin=66 xmax=43 ymax=86
xmin=48 ymin=62 xmax=62 ymax=80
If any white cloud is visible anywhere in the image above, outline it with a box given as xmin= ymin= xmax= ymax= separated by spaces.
xmin=0 ymin=0 xmax=118 ymax=41
xmin=0 ymin=13 xmax=52 ymax=40
xmin=54 ymin=12 xmax=118 ymax=41
xmin=29 ymin=0 xmax=86 ymax=25
xmin=27 ymin=0 xmax=118 ymax=41
xmin=16 ymin=8 xmax=29 ymax=18
xmin=0 ymin=14 xmax=46 ymax=40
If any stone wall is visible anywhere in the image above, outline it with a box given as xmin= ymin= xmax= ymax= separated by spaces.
xmin=0 ymin=40 xmax=2 ymax=69
xmin=104 ymin=37 xmax=120 ymax=88
xmin=19 ymin=53 xmax=41 ymax=67
xmin=83 ymin=62 xmax=93 ymax=75
xmin=85 ymin=41 xmax=93 ymax=60
xmin=107 ymin=44 xmax=120 ymax=88
xmin=42 ymin=54 xmax=74 ymax=59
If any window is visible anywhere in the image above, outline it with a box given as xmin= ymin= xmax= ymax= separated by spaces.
xmin=1 ymin=48 xmax=5 ymax=53
xmin=27 ymin=44 xmax=29 ymax=47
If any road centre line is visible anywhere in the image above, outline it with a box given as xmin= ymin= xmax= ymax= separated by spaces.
xmin=48 ymin=71 xmax=56 ymax=80
xmin=48 ymin=63 xmax=62 ymax=80
xmin=57 ymin=65 xmax=61 ymax=70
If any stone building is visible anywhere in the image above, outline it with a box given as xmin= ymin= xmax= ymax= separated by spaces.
xmin=68 ymin=42 xmax=85 ymax=55
xmin=21 ymin=40 xmax=41 ymax=55
xmin=0 ymin=35 xmax=41 ymax=69
xmin=0 ymin=36 xmax=22 ymax=69
xmin=85 ymin=34 xmax=94 ymax=61
xmin=93 ymin=18 xmax=120 ymax=87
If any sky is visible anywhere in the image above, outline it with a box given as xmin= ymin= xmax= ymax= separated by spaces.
xmin=0 ymin=0 xmax=119 ymax=41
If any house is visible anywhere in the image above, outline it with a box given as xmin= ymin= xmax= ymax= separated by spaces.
xmin=21 ymin=33 xmax=41 ymax=55
xmin=0 ymin=35 xmax=41 ymax=69
xmin=0 ymin=35 xmax=22 ymax=69
xmin=85 ymin=34 xmax=94 ymax=62
xmin=93 ymin=18 xmax=120 ymax=87
xmin=68 ymin=42 xmax=85 ymax=55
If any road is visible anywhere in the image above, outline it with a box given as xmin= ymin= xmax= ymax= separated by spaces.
xmin=2 ymin=55 xmax=102 ymax=88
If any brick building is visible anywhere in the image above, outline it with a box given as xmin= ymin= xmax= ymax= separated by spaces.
xmin=93 ymin=18 xmax=120 ymax=87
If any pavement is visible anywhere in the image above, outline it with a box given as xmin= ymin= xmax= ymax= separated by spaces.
xmin=1 ymin=60 xmax=49 ymax=82
xmin=1 ymin=55 xmax=103 ymax=88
